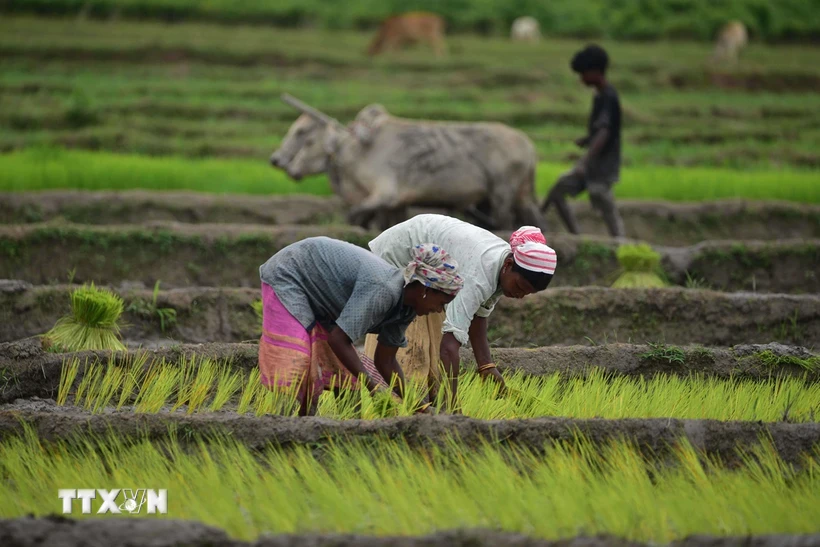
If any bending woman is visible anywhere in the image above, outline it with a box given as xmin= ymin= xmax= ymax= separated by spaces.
xmin=365 ymin=214 xmax=556 ymax=409
xmin=258 ymin=236 xmax=463 ymax=416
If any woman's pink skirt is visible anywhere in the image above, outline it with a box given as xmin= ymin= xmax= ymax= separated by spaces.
xmin=258 ymin=282 xmax=388 ymax=408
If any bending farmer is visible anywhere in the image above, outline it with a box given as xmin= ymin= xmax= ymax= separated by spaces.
xmin=258 ymin=236 xmax=463 ymax=416
xmin=365 ymin=214 xmax=556 ymax=410
xmin=542 ymin=44 xmax=625 ymax=238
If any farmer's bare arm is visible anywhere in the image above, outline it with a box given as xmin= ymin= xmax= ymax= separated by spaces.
xmin=327 ymin=327 xmax=383 ymax=393
xmin=373 ymin=342 xmax=407 ymax=400
xmin=469 ymin=316 xmax=505 ymax=389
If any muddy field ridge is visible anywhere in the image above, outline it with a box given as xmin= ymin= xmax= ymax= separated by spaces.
xmin=1 ymin=222 xmax=818 ymax=293
xmin=2 ymin=283 xmax=819 ymax=348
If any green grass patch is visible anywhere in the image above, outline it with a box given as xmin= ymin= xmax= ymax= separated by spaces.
xmin=55 ymin=359 xmax=820 ymax=423
xmin=640 ymin=343 xmax=686 ymax=365
xmin=3 ymin=148 xmax=819 ymax=203
xmin=754 ymin=351 xmax=820 ymax=372
xmin=1 ymin=428 xmax=818 ymax=542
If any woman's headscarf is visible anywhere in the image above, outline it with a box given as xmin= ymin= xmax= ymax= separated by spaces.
xmin=509 ymin=226 xmax=557 ymax=275
xmin=403 ymin=243 xmax=464 ymax=295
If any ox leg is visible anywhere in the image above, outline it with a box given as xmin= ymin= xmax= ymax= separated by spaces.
xmin=488 ymin=189 xmax=516 ymax=230
xmin=347 ymin=186 xmax=400 ymax=230
xmin=372 ymin=207 xmax=404 ymax=230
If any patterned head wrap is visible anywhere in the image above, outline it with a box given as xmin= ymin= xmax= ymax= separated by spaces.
xmin=509 ymin=227 xmax=557 ymax=275
xmin=403 ymin=243 xmax=464 ymax=295
xmin=510 ymin=226 xmax=547 ymax=247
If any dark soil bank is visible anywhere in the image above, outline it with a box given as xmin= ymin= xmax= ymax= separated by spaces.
xmin=2 ymin=517 xmax=819 ymax=547
xmin=1 ymin=405 xmax=819 ymax=470
xmin=3 ymin=192 xmax=818 ymax=246
xmin=1 ymin=338 xmax=816 ymax=405
xmin=0 ymin=191 xmax=344 ymax=226
xmin=2 ymin=283 xmax=819 ymax=347
xmin=1 ymin=222 xmax=818 ymax=293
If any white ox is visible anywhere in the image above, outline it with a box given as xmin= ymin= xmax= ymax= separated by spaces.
xmin=511 ymin=16 xmax=541 ymax=43
xmin=269 ymin=94 xmax=545 ymax=231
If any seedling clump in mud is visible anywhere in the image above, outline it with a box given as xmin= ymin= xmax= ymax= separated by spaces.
xmin=44 ymin=282 xmax=126 ymax=352
xmin=612 ymin=244 xmax=667 ymax=289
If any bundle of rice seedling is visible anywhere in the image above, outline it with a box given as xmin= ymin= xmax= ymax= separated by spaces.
xmin=44 ymin=283 xmax=126 ymax=352
xmin=611 ymin=243 xmax=667 ymax=288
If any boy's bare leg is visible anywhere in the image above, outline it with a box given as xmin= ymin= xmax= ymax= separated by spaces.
xmin=588 ymin=182 xmax=625 ymax=238
xmin=543 ymin=172 xmax=584 ymax=234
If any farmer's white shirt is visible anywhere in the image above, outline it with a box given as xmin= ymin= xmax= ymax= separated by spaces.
xmin=369 ymin=214 xmax=510 ymax=346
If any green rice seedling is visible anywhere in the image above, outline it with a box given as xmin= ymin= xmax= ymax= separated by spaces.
xmin=252 ymin=376 xmax=300 ymax=417
xmin=187 ymin=359 xmax=220 ymax=414
xmin=611 ymin=243 xmax=667 ymax=289
xmin=171 ymin=354 xmax=201 ymax=412
xmin=72 ymin=360 xmax=101 ymax=409
xmin=55 ymin=357 xmax=81 ymax=406
xmin=90 ymin=361 xmax=126 ymax=413
xmin=116 ymin=351 xmax=149 ymax=410
xmin=133 ymin=360 xmax=181 ymax=413
xmin=209 ymin=365 xmax=244 ymax=412
xmin=2 ymin=426 xmax=819 ymax=542
xmin=237 ymin=368 xmax=261 ymax=414
xmin=52 ymin=357 xmax=820 ymax=423
xmin=44 ymin=283 xmax=126 ymax=352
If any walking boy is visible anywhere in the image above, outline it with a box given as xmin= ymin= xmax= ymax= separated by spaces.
xmin=542 ymin=44 xmax=625 ymax=238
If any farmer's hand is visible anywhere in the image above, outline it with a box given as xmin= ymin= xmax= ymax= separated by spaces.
xmin=574 ymin=136 xmax=590 ymax=148
xmin=415 ymin=402 xmax=438 ymax=415
xmin=479 ymin=366 xmax=507 ymax=396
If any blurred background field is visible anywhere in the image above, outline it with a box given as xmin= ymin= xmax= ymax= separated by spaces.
xmin=0 ymin=10 xmax=818 ymax=199
xmin=3 ymin=0 xmax=818 ymax=41
xmin=2 ymin=148 xmax=818 ymax=202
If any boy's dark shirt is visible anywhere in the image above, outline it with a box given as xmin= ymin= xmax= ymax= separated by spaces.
xmin=585 ymin=83 xmax=621 ymax=183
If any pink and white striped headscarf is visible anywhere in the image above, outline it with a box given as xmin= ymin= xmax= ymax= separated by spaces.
xmin=509 ymin=226 xmax=557 ymax=275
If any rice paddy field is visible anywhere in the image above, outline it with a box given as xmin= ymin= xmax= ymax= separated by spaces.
xmin=1 ymin=6 xmax=820 ymax=547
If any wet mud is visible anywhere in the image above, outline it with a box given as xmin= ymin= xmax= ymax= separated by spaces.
xmin=2 ymin=222 xmax=818 ymax=292
xmin=3 ymin=283 xmax=819 ymax=347
xmin=2 ymin=516 xmax=819 ymax=547
xmin=1 ymin=338 xmax=816 ymax=405
xmin=4 ymin=192 xmax=818 ymax=246
xmin=0 ymin=403 xmax=819 ymax=470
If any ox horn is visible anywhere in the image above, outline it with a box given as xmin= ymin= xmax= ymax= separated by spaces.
xmin=281 ymin=93 xmax=344 ymax=128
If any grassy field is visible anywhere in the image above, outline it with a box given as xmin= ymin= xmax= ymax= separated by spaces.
xmin=2 ymin=0 xmax=817 ymax=41
xmin=1 ymin=16 xmax=819 ymax=176
xmin=2 ymin=429 xmax=818 ymax=541
xmin=55 ymin=354 xmax=820 ymax=421
xmin=3 ymin=148 xmax=819 ymax=202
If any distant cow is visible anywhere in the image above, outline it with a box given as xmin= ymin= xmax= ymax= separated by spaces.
xmin=511 ymin=16 xmax=541 ymax=43
xmin=367 ymin=12 xmax=447 ymax=57
xmin=269 ymin=95 xmax=545 ymax=231
xmin=713 ymin=21 xmax=748 ymax=63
